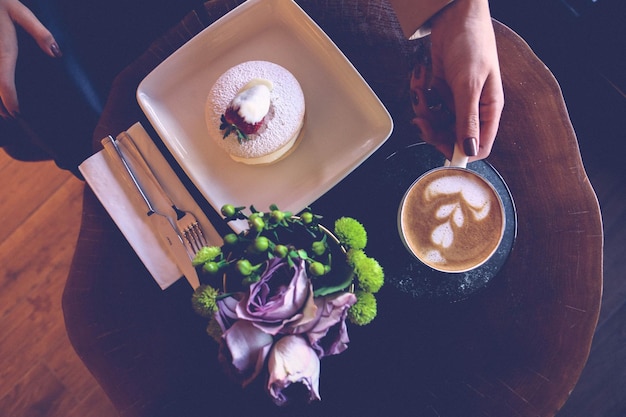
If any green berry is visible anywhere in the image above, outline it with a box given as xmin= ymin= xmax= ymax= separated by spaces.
xmin=301 ymin=212 xmax=314 ymax=224
xmin=254 ymin=236 xmax=270 ymax=252
xmin=202 ymin=261 xmax=220 ymax=275
xmin=309 ymin=261 xmax=326 ymax=276
xmin=311 ymin=240 xmax=326 ymax=256
xmin=221 ymin=204 xmax=236 ymax=217
xmin=270 ymin=210 xmax=285 ymax=223
xmin=242 ymin=275 xmax=260 ymax=285
xmin=237 ymin=259 xmax=253 ymax=276
xmin=249 ymin=216 xmax=265 ymax=232
xmin=274 ymin=244 xmax=289 ymax=258
xmin=223 ymin=233 xmax=238 ymax=246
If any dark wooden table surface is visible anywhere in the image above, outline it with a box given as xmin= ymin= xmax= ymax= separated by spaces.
xmin=62 ymin=1 xmax=603 ymax=416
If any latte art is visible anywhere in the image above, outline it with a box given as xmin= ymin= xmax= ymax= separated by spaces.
xmin=427 ymin=175 xmax=492 ymax=249
xmin=399 ymin=168 xmax=505 ymax=273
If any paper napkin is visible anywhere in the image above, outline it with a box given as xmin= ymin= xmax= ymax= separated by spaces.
xmin=79 ymin=122 xmax=222 ymax=289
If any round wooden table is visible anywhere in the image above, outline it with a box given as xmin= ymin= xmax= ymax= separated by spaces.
xmin=63 ymin=2 xmax=603 ymax=416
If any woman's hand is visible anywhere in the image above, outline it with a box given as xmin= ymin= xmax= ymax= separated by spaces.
xmin=0 ymin=0 xmax=61 ymax=118
xmin=412 ymin=0 xmax=504 ymax=162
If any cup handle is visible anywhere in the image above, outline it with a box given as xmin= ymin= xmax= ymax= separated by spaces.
xmin=448 ymin=141 xmax=469 ymax=168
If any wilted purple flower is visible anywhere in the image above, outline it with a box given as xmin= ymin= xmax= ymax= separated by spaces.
xmin=215 ymin=258 xmax=319 ymax=387
xmin=286 ymin=291 xmax=357 ymax=357
xmin=218 ymin=319 xmax=274 ymax=386
xmin=267 ymin=335 xmax=321 ymax=406
xmin=235 ymin=257 xmax=317 ymax=335
xmin=215 ymin=292 xmax=241 ymax=332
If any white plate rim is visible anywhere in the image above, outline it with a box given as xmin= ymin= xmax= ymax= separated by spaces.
xmin=137 ymin=0 xmax=393 ymax=232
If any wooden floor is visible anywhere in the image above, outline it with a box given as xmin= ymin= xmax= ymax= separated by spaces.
xmin=0 ymin=150 xmax=117 ymax=417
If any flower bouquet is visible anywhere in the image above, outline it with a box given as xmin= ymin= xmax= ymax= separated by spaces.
xmin=190 ymin=204 xmax=383 ymax=405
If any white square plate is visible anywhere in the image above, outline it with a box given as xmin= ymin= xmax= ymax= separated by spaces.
xmin=137 ymin=0 xmax=393 ymax=232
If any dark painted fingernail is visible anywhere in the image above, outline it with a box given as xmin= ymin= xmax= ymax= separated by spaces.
xmin=50 ymin=42 xmax=63 ymax=58
xmin=463 ymin=137 xmax=478 ymax=156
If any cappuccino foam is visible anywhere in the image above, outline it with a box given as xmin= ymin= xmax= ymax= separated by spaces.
xmin=400 ymin=168 xmax=504 ymax=272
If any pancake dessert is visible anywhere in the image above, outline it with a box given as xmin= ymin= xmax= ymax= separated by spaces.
xmin=205 ymin=61 xmax=305 ymax=165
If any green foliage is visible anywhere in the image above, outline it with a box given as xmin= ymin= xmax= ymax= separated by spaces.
xmin=203 ymin=204 xmax=332 ymax=285
xmin=220 ymin=115 xmax=250 ymax=144
xmin=348 ymin=291 xmax=377 ymax=325
xmin=191 ymin=285 xmax=220 ymax=318
xmin=354 ymin=256 xmax=384 ymax=293
xmin=334 ymin=217 xmax=367 ymax=250
xmin=346 ymin=248 xmax=367 ymax=267
xmin=192 ymin=246 xmax=222 ymax=266
xmin=191 ymin=205 xmax=384 ymax=322
xmin=206 ymin=318 xmax=223 ymax=343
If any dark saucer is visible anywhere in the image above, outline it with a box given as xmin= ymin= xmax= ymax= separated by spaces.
xmin=377 ymin=143 xmax=517 ymax=303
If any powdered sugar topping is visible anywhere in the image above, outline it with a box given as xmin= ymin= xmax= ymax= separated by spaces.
xmin=206 ymin=61 xmax=305 ymax=159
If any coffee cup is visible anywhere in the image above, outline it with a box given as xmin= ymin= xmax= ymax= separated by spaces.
xmin=398 ymin=144 xmax=506 ymax=273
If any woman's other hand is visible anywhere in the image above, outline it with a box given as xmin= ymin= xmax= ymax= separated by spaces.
xmin=0 ymin=0 xmax=61 ymax=118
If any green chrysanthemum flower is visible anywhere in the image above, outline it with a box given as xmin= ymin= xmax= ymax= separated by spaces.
xmin=206 ymin=317 xmax=223 ymax=343
xmin=355 ymin=256 xmax=384 ymax=293
xmin=192 ymin=246 xmax=222 ymax=266
xmin=348 ymin=291 xmax=377 ymax=325
xmin=334 ymin=217 xmax=367 ymax=250
xmin=346 ymin=248 xmax=367 ymax=267
xmin=191 ymin=284 xmax=220 ymax=318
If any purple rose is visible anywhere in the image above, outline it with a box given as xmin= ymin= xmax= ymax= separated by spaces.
xmin=215 ymin=257 xmax=318 ymax=386
xmin=286 ymin=291 xmax=357 ymax=357
xmin=235 ymin=257 xmax=317 ymax=335
xmin=267 ymin=335 xmax=321 ymax=406
xmin=218 ymin=320 xmax=273 ymax=386
xmin=215 ymin=292 xmax=241 ymax=331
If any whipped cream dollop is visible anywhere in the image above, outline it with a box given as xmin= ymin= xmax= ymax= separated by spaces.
xmin=231 ymin=78 xmax=273 ymax=123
